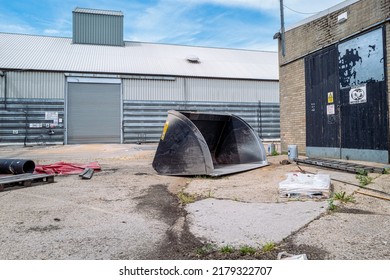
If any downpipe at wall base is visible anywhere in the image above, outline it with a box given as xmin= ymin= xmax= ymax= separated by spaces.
xmin=0 ymin=159 xmax=35 ymax=174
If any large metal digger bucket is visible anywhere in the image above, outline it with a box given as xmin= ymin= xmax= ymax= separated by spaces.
xmin=152 ymin=110 xmax=268 ymax=177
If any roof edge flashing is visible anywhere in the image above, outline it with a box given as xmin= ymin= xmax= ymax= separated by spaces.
xmin=73 ymin=7 xmax=123 ymax=17
xmin=285 ymin=0 xmax=360 ymax=32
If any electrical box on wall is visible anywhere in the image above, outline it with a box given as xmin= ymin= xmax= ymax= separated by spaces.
xmin=337 ymin=12 xmax=348 ymax=24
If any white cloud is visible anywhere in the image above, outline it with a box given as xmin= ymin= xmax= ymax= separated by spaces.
xmin=126 ymin=0 xmax=346 ymax=49
xmin=183 ymin=0 xmax=278 ymax=10
xmin=44 ymin=29 xmax=60 ymax=35
xmin=126 ymin=0 xmax=283 ymax=50
xmin=0 ymin=23 xmax=35 ymax=34
xmin=127 ymin=1 xmax=202 ymax=43
xmin=180 ymin=0 xmax=345 ymax=14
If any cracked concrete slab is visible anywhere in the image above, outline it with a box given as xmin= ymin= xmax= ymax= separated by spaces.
xmin=186 ymin=198 xmax=328 ymax=248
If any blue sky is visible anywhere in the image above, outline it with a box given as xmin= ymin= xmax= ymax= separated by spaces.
xmin=0 ymin=0 xmax=345 ymax=51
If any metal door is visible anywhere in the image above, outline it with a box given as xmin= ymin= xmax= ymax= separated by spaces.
xmin=338 ymin=28 xmax=388 ymax=162
xmin=67 ymin=81 xmax=121 ymax=144
xmin=305 ymin=27 xmax=388 ymax=163
xmin=305 ymin=45 xmax=341 ymax=158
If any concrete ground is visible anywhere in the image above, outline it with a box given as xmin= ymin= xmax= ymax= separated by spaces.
xmin=0 ymin=144 xmax=389 ymax=259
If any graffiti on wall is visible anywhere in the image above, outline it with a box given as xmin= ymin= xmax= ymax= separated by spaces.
xmin=338 ymin=28 xmax=384 ymax=89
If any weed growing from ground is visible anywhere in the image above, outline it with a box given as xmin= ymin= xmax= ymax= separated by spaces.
xmin=262 ymin=242 xmax=276 ymax=252
xmin=333 ymin=191 xmax=355 ymax=203
xmin=356 ymin=174 xmax=373 ymax=186
xmin=356 ymin=169 xmax=368 ymax=176
xmin=194 ymin=175 xmax=208 ymax=179
xmin=239 ymin=245 xmax=257 ymax=255
xmin=220 ymin=245 xmax=235 ymax=254
xmin=356 ymin=169 xmax=373 ymax=186
xmin=177 ymin=191 xmax=196 ymax=205
xmin=328 ymin=191 xmax=355 ymax=211
xmin=196 ymin=244 xmax=215 ymax=256
xmin=328 ymin=197 xmax=337 ymax=211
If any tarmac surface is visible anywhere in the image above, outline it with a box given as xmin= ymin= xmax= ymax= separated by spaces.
xmin=0 ymin=144 xmax=389 ymax=259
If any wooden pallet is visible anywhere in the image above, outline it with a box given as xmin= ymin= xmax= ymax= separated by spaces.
xmin=0 ymin=173 xmax=55 ymax=191
xmin=294 ymin=158 xmax=386 ymax=174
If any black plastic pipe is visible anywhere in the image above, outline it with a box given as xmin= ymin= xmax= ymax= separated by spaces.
xmin=0 ymin=159 xmax=35 ymax=174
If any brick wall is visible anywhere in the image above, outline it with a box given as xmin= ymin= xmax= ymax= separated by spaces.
xmin=279 ymin=0 xmax=390 ymax=154
xmin=279 ymin=59 xmax=306 ymax=153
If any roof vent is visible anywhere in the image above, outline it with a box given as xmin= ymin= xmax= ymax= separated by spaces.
xmin=186 ymin=55 xmax=200 ymax=63
xmin=73 ymin=7 xmax=124 ymax=46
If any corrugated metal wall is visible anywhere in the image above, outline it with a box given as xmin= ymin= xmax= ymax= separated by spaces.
xmin=3 ymin=72 xmax=64 ymax=99
xmin=0 ymin=98 xmax=279 ymax=145
xmin=73 ymin=11 xmax=123 ymax=46
xmin=185 ymin=78 xmax=279 ymax=102
xmin=0 ymin=98 xmax=64 ymax=145
xmin=122 ymin=77 xmax=183 ymax=101
xmin=123 ymin=77 xmax=279 ymax=103
xmin=2 ymin=72 xmax=278 ymax=102
xmin=123 ymin=100 xmax=280 ymax=143
xmin=0 ymin=72 xmax=280 ymax=145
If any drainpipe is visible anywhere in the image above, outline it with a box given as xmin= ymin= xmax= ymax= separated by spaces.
xmin=0 ymin=71 xmax=6 ymax=110
xmin=183 ymin=78 xmax=188 ymax=109
xmin=24 ymin=110 xmax=28 ymax=147
xmin=279 ymin=0 xmax=286 ymax=57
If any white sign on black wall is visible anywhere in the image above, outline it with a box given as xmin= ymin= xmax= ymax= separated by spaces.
xmin=349 ymin=84 xmax=367 ymax=104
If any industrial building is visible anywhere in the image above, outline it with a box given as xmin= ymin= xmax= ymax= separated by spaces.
xmin=0 ymin=8 xmax=279 ymax=145
xmin=277 ymin=0 xmax=389 ymax=163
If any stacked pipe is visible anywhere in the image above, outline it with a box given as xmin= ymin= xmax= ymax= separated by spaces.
xmin=0 ymin=159 xmax=35 ymax=174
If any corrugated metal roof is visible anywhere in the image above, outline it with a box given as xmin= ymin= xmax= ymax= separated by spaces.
xmin=0 ymin=33 xmax=278 ymax=80
xmin=73 ymin=8 xmax=123 ymax=16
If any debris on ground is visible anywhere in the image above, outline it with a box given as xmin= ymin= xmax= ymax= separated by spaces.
xmin=34 ymin=161 xmax=101 ymax=175
xmin=277 ymin=251 xmax=308 ymax=260
xmin=355 ymin=190 xmax=390 ymax=201
xmin=295 ymin=158 xmax=386 ymax=174
xmin=280 ymin=159 xmax=291 ymax=165
xmin=0 ymin=159 xmax=35 ymax=174
xmin=79 ymin=168 xmax=95 ymax=180
xmin=0 ymin=173 xmax=55 ymax=191
xmin=279 ymin=172 xmax=331 ymax=198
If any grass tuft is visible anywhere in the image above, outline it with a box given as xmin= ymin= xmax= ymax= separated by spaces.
xmin=239 ymin=245 xmax=257 ymax=255
xmin=196 ymin=244 xmax=215 ymax=256
xmin=262 ymin=242 xmax=276 ymax=252
xmin=220 ymin=245 xmax=235 ymax=254
xmin=333 ymin=191 xmax=355 ymax=203
xmin=177 ymin=191 xmax=196 ymax=205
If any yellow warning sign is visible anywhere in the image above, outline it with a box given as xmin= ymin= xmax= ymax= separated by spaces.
xmin=328 ymin=92 xmax=334 ymax=103
xmin=161 ymin=121 xmax=169 ymax=140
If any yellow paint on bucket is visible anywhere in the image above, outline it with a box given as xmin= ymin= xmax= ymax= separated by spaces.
xmin=161 ymin=121 xmax=169 ymax=140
